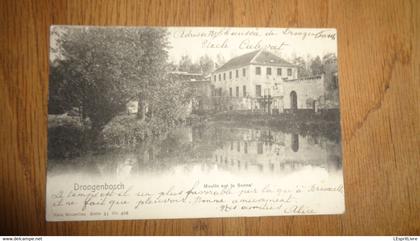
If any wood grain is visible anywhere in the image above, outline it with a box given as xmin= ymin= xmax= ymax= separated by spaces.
xmin=0 ymin=0 xmax=418 ymax=235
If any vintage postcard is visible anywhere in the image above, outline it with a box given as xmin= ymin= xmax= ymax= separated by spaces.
xmin=47 ymin=26 xmax=344 ymax=221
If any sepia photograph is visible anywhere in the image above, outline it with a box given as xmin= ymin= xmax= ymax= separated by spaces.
xmin=46 ymin=26 xmax=344 ymax=221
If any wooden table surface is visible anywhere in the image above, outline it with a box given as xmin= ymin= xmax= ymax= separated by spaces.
xmin=1 ymin=0 xmax=419 ymax=236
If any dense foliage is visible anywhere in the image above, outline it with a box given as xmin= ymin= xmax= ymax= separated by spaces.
xmin=49 ymin=27 xmax=192 ymax=148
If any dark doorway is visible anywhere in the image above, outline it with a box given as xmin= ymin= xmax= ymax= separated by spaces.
xmin=290 ymin=91 xmax=297 ymax=110
xmin=291 ymin=134 xmax=299 ymax=152
xmin=256 ymin=85 xmax=262 ymax=97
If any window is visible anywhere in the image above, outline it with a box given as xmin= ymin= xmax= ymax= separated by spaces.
xmin=256 ymin=85 xmax=262 ymax=97
xmin=236 ymin=87 xmax=239 ymax=97
xmin=266 ymin=67 xmax=271 ymax=75
xmin=219 ymin=88 xmax=222 ymax=96
xmin=256 ymin=67 xmax=261 ymax=75
xmin=229 ymin=88 xmax=232 ymax=97
xmin=223 ymin=73 xmax=226 ymax=80
xmin=257 ymin=142 xmax=263 ymax=154
xmin=214 ymin=75 xmax=216 ymax=81
xmin=243 ymin=85 xmax=246 ymax=96
xmin=332 ymin=73 xmax=338 ymax=89
xmin=219 ymin=74 xmax=221 ymax=81
xmin=242 ymin=68 xmax=246 ymax=76
xmin=287 ymin=68 xmax=292 ymax=76
xmin=236 ymin=69 xmax=239 ymax=78
xmin=229 ymin=71 xmax=232 ymax=79
xmin=277 ymin=68 xmax=282 ymax=76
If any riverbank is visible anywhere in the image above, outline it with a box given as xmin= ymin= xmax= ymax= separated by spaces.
xmin=200 ymin=109 xmax=341 ymax=142
xmin=48 ymin=109 xmax=341 ymax=161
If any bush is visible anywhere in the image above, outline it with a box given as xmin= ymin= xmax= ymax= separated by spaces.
xmin=48 ymin=122 xmax=85 ymax=160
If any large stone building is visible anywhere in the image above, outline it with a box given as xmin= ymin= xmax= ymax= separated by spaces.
xmin=211 ymin=49 xmax=298 ymax=113
xmin=211 ymin=49 xmax=339 ymax=114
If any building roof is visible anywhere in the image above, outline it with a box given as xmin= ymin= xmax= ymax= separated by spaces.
xmin=213 ymin=49 xmax=295 ymax=73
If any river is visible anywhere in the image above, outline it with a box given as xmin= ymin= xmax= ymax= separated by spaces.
xmin=46 ymin=121 xmax=345 ymax=220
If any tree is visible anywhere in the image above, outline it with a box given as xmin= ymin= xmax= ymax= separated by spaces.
xmin=54 ymin=27 xmax=169 ymax=136
xmin=322 ymin=53 xmax=339 ymax=93
xmin=178 ymin=55 xmax=203 ymax=73
xmin=149 ymin=77 xmax=192 ymax=127
xmin=292 ymin=56 xmax=310 ymax=78
xmin=199 ymin=55 xmax=215 ymax=75
xmin=178 ymin=55 xmax=193 ymax=72
xmin=215 ymin=54 xmax=226 ymax=69
xmin=310 ymin=56 xmax=323 ymax=76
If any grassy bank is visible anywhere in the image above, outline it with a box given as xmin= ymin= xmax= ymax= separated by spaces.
xmin=207 ymin=109 xmax=341 ymax=142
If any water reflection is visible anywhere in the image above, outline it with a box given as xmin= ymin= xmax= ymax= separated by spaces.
xmin=48 ymin=122 xmax=342 ymax=178
xmin=209 ymin=126 xmax=341 ymax=175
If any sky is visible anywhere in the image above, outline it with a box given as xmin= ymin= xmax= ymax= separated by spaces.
xmin=50 ymin=26 xmax=338 ymax=64
xmin=166 ymin=27 xmax=338 ymax=64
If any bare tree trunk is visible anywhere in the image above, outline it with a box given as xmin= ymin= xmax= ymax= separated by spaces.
xmin=148 ymin=105 xmax=153 ymax=119
xmin=137 ymin=96 xmax=145 ymax=121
